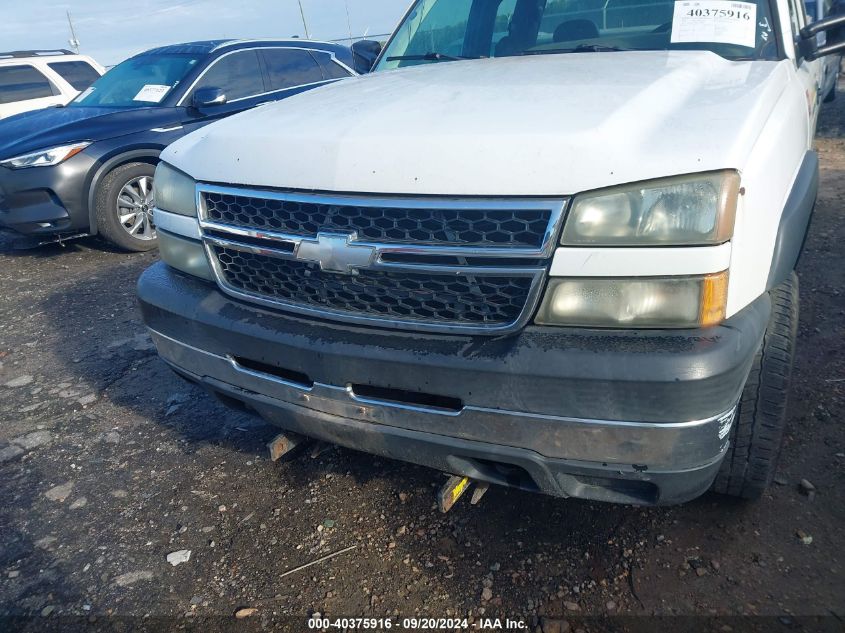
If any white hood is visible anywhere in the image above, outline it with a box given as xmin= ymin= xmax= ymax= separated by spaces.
xmin=164 ymin=51 xmax=790 ymax=196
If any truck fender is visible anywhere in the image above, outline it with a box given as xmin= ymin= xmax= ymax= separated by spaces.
xmin=766 ymin=150 xmax=818 ymax=289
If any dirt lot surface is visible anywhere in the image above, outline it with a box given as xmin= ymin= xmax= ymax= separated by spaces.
xmin=1 ymin=82 xmax=843 ymax=633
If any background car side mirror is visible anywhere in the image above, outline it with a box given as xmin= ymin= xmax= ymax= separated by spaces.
xmin=191 ymin=87 xmax=227 ymax=110
xmin=797 ymin=13 xmax=845 ymax=59
xmin=351 ymin=40 xmax=383 ymax=74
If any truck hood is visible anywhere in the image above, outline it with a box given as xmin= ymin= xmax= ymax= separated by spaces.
xmin=0 ymin=106 xmax=181 ymax=161
xmin=164 ymin=51 xmax=790 ymax=196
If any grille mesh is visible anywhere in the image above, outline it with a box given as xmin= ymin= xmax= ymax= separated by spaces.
xmin=203 ymin=192 xmax=551 ymax=248
xmin=213 ymin=246 xmax=534 ymax=326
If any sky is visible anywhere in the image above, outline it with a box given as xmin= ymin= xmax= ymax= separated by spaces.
xmin=1 ymin=0 xmax=409 ymax=66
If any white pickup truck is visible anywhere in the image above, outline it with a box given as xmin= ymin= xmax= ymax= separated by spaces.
xmin=141 ymin=0 xmax=845 ymax=505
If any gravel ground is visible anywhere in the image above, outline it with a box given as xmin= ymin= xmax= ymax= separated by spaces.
xmin=0 ymin=80 xmax=843 ymax=632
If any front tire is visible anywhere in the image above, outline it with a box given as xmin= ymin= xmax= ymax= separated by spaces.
xmin=711 ymin=273 xmax=799 ymax=500
xmin=95 ymin=162 xmax=158 ymax=252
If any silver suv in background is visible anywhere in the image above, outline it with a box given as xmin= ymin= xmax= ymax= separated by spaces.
xmin=805 ymin=0 xmax=843 ymax=100
xmin=0 ymin=49 xmax=104 ymax=120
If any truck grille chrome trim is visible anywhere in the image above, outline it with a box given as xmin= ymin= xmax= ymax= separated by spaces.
xmin=196 ymin=184 xmax=567 ymax=334
xmin=199 ymin=186 xmax=564 ymax=251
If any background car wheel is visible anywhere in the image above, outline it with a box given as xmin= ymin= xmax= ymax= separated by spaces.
xmin=823 ymin=83 xmax=836 ymax=103
xmin=711 ymin=273 xmax=799 ymax=500
xmin=95 ymin=162 xmax=158 ymax=252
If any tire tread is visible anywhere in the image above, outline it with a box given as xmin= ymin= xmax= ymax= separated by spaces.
xmin=711 ymin=273 xmax=798 ymax=499
xmin=95 ymin=162 xmax=158 ymax=252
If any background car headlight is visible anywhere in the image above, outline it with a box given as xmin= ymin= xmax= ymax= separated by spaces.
xmin=562 ymin=171 xmax=740 ymax=246
xmin=0 ymin=142 xmax=90 ymax=169
xmin=154 ymin=162 xmax=197 ymax=216
xmin=535 ymin=272 xmax=729 ymax=328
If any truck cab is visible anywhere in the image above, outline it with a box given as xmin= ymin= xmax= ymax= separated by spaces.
xmin=141 ymin=0 xmax=845 ymax=505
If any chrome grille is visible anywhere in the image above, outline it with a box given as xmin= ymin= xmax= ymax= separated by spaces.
xmin=203 ymin=191 xmax=553 ymax=248
xmin=213 ymin=246 xmax=534 ymax=326
xmin=198 ymin=185 xmax=566 ymax=334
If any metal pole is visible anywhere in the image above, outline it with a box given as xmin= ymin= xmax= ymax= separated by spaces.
xmin=345 ymin=0 xmax=354 ymax=43
xmin=67 ymin=10 xmax=80 ymax=53
xmin=297 ymin=0 xmax=311 ymax=39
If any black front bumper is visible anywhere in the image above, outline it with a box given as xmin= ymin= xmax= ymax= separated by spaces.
xmin=139 ymin=262 xmax=770 ymax=505
xmin=0 ymin=152 xmax=96 ymax=239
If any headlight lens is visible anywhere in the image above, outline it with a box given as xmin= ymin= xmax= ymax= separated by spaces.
xmin=158 ymin=230 xmax=214 ymax=281
xmin=0 ymin=142 xmax=90 ymax=169
xmin=535 ymin=272 xmax=729 ymax=328
xmin=154 ymin=162 xmax=197 ymax=216
xmin=562 ymin=171 xmax=740 ymax=246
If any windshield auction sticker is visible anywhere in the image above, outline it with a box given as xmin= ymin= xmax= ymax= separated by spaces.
xmin=671 ymin=1 xmax=757 ymax=48
xmin=133 ymin=84 xmax=171 ymax=103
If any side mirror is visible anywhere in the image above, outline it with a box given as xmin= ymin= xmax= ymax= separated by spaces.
xmin=191 ymin=87 xmax=227 ymax=109
xmin=351 ymin=39 xmax=383 ymax=74
xmin=798 ymin=13 xmax=845 ymax=59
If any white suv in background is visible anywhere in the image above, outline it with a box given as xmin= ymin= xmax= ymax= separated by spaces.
xmin=0 ymin=49 xmax=105 ymax=120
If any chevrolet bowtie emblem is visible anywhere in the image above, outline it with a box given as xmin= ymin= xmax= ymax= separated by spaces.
xmin=295 ymin=232 xmax=376 ymax=275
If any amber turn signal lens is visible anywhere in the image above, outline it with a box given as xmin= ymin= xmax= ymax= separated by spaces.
xmin=699 ymin=271 xmax=729 ymax=327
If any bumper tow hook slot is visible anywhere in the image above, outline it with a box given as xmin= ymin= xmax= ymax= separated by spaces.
xmin=267 ymin=432 xmax=308 ymax=462
xmin=438 ymin=475 xmax=488 ymax=513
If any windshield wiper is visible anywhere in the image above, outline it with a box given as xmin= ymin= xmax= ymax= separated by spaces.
xmin=386 ymin=52 xmax=481 ymax=62
xmin=523 ymin=44 xmax=644 ymax=55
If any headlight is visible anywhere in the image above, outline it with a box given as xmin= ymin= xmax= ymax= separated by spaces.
xmin=535 ymin=272 xmax=729 ymax=328
xmin=0 ymin=142 xmax=90 ymax=169
xmin=562 ymin=171 xmax=740 ymax=246
xmin=155 ymin=162 xmax=197 ymax=216
xmin=158 ymin=231 xmax=214 ymax=281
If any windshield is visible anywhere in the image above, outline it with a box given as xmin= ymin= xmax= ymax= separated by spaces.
xmin=70 ymin=53 xmax=202 ymax=107
xmin=376 ymin=0 xmax=779 ymax=70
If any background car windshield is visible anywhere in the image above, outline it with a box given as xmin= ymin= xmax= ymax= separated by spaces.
xmin=71 ymin=54 xmax=201 ymax=107
xmin=377 ymin=0 xmax=778 ymax=70
xmin=47 ymin=61 xmax=101 ymax=91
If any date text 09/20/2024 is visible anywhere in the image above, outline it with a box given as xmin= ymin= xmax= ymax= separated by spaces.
xmin=307 ymin=617 xmax=528 ymax=630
